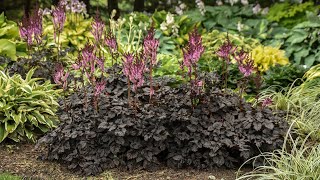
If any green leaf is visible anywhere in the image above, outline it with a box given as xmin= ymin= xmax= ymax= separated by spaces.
xmin=11 ymin=112 xmax=21 ymax=124
xmin=21 ymin=84 xmax=32 ymax=94
xmin=0 ymin=123 xmax=8 ymax=142
xmin=304 ymin=55 xmax=316 ymax=68
xmin=32 ymin=111 xmax=47 ymax=125
xmin=0 ymin=39 xmax=16 ymax=60
xmin=5 ymin=120 xmax=17 ymax=133
xmin=286 ymin=29 xmax=308 ymax=45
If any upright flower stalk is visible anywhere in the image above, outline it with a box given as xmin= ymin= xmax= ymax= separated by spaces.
xmin=105 ymin=30 xmax=118 ymax=66
xmin=19 ymin=5 xmax=43 ymax=52
xmin=234 ymin=48 xmax=255 ymax=108
xmin=72 ymin=43 xmax=105 ymax=110
xmin=53 ymin=63 xmax=69 ymax=111
xmin=52 ymin=2 xmax=66 ymax=61
xmin=181 ymin=28 xmax=204 ymax=108
xmin=216 ymin=35 xmax=237 ymax=89
xmin=143 ymin=26 xmax=159 ymax=102
xmin=122 ymin=52 xmax=146 ymax=108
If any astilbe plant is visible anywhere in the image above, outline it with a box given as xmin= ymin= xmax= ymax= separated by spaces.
xmin=72 ymin=43 xmax=106 ymax=111
xmin=180 ymin=28 xmax=204 ymax=107
xmin=143 ymin=26 xmax=159 ymax=101
xmin=216 ymin=35 xmax=237 ymax=89
xmin=53 ymin=63 xmax=69 ymax=111
xmin=105 ymin=30 xmax=118 ymax=66
xmin=122 ymin=52 xmax=146 ymax=107
xmin=19 ymin=5 xmax=43 ymax=51
xmin=52 ymin=1 xmax=66 ymax=60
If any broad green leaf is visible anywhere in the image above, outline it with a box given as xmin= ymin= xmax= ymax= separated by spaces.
xmin=286 ymin=29 xmax=308 ymax=45
xmin=304 ymin=55 xmax=316 ymax=68
xmin=0 ymin=123 xmax=8 ymax=142
xmin=5 ymin=120 xmax=17 ymax=133
xmin=0 ymin=39 xmax=16 ymax=60
xmin=32 ymin=111 xmax=47 ymax=125
xmin=11 ymin=112 xmax=21 ymax=124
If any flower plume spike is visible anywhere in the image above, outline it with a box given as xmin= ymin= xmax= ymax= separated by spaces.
xmin=143 ymin=25 xmax=159 ymax=101
xmin=52 ymin=3 xmax=66 ymax=41
xmin=53 ymin=63 xmax=69 ymax=90
xmin=92 ymin=11 xmax=105 ymax=45
xmin=19 ymin=5 xmax=43 ymax=48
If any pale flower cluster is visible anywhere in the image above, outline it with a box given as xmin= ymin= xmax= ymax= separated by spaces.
xmin=160 ymin=12 xmax=180 ymax=37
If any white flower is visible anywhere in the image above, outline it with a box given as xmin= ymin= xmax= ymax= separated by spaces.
xmin=237 ymin=21 xmax=244 ymax=32
xmin=166 ymin=12 xmax=174 ymax=25
xmin=195 ymin=0 xmax=206 ymax=16
xmin=241 ymin=0 xmax=248 ymax=5
xmin=261 ymin=7 xmax=269 ymax=15
xmin=180 ymin=3 xmax=186 ymax=9
xmin=252 ymin=4 xmax=261 ymax=14
xmin=175 ymin=6 xmax=184 ymax=15
xmin=160 ymin=22 xmax=168 ymax=31
xmin=216 ymin=0 xmax=223 ymax=5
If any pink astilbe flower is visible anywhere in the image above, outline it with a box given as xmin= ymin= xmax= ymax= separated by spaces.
xmin=182 ymin=28 xmax=204 ymax=75
xmin=143 ymin=26 xmax=159 ymax=99
xmin=216 ymin=38 xmax=237 ymax=63
xmin=52 ymin=3 xmax=66 ymax=41
xmin=19 ymin=6 xmax=43 ymax=48
xmin=91 ymin=12 xmax=105 ymax=44
xmin=94 ymin=79 xmax=106 ymax=97
xmin=123 ymin=53 xmax=135 ymax=77
xmin=105 ymin=31 xmax=118 ymax=53
xmin=53 ymin=63 xmax=69 ymax=90
xmin=238 ymin=56 xmax=254 ymax=77
xmin=143 ymin=26 xmax=159 ymax=65
xmin=262 ymin=97 xmax=273 ymax=107
xmin=123 ymin=53 xmax=145 ymax=92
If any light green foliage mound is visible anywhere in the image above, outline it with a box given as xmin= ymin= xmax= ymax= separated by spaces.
xmin=0 ymin=69 xmax=61 ymax=143
xmin=267 ymin=1 xmax=319 ymax=28
xmin=0 ymin=13 xmax=26 ymax=60
xmin=200 ymin=30 xmax=260 ymax=71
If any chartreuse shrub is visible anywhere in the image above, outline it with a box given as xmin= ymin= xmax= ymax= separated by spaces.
xmin=267 ymin=1 xmax=319 ymax=28
xmin=0 ymin=68 xmax=61 ymax=143
xmin=251 ymin=45 xmax=289 ymax=72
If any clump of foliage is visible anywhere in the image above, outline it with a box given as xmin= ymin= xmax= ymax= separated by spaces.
xmin=262 ymin=64 xmax=307 ymax=91
xmin=0 ymin=13 xmax=26 ymax=60
xmin=0 ymin=68 xmax=61 ymax=143
xmin=200 ymin=30 xmax=260 ymax=72
xmin=281 ymin=13 xmax=320 ymax=67
xmin=237 ymin=133 xmax=320 ymax=180
xmin=38 ymin=69 xmax=288 ymax=175
xmin=42 ymin=1 xmax=93 ymax=51
xmin=251 ymin=45 xmax=289 ymax=72
xmin=259 ymin=64 xmax=320 ymax=141
xmin=267 ymin=1 xmax=319 ymax=28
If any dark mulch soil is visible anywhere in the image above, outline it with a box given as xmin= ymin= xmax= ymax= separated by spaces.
xmin=0 ymin=143 xmax=249 ymax=180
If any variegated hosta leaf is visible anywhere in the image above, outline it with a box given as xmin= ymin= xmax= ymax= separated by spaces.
xmin=0 ymin=69 xmax=61 ymax=143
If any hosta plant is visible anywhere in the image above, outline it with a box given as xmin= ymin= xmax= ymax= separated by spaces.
xmin=251 ymin=45 xmax=289 ymax=72
xmin=0 ymin=68 xmax=61 ymax=142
